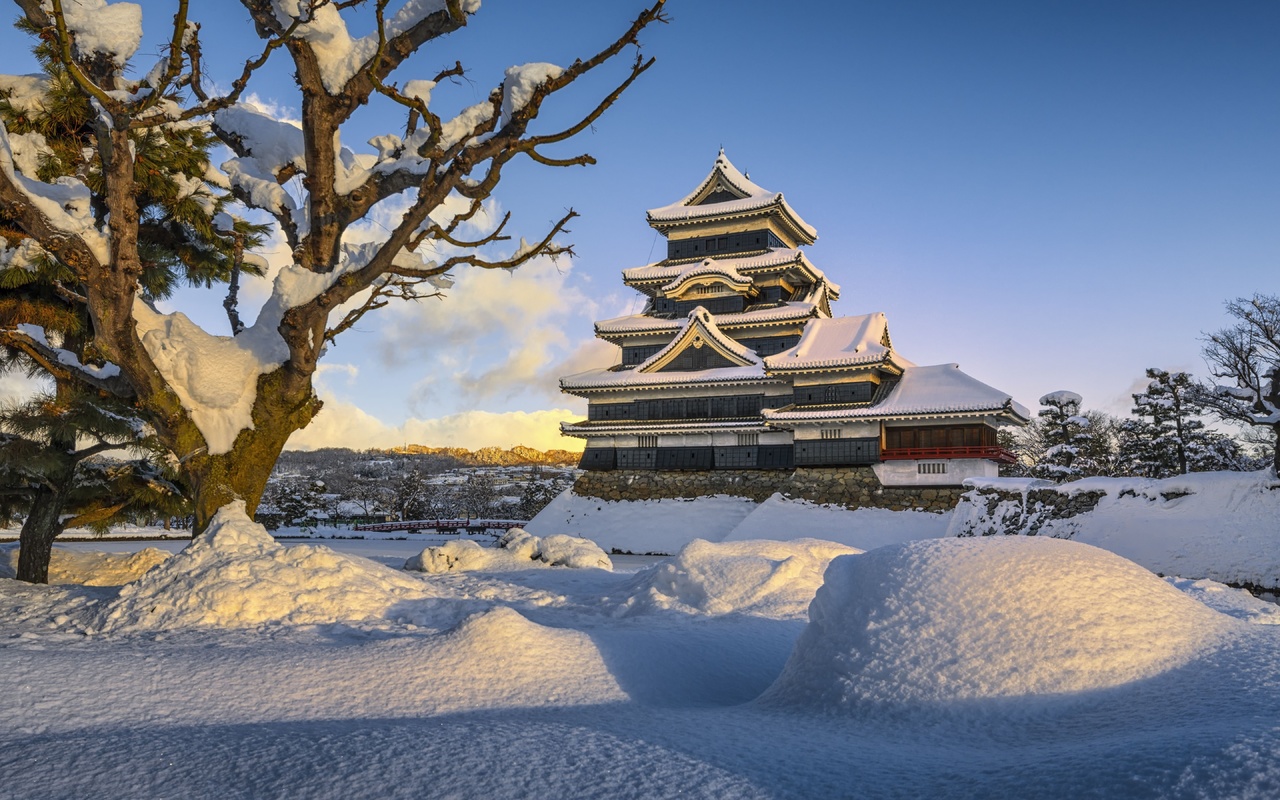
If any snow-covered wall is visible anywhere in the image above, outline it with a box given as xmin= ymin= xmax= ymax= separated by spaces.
xmin=949 ymin=471 xmax=1280 ymax=592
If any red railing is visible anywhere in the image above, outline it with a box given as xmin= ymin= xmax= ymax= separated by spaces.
xmin=880 ymin=446 xmax=1017 ymax=464
xmin=353 ymin=518 xmax=530 ymax=533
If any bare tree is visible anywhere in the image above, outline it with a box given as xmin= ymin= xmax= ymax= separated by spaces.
xmin=0 ymin=0 xmax=666 ymax=531
xmin=1196 ymin=294 xmax=1280 ymax=476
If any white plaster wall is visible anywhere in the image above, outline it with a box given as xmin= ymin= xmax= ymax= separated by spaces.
xmin=792 ymin=421 xmax=879 ymax=440
xmin=872 ymin=458 xmax=997 ymax=487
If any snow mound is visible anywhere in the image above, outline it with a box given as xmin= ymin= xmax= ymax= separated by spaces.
xmin=617 ymin=538 xmax=861 ymax=619
xmin=405 ymin=528 xmax=611 ymax=573
xmin=424 ymin=606 xmax=625 ymax=708
xmin=764 ymin=537 xmax=1234 ymax=710
xmin=93 ymin=503 xmax=443 ymax=633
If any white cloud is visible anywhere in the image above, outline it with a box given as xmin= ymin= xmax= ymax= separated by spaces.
xmin=0 ymin=371 xmax=48 ymax=405
xmin=285 ymin=397 xmax=582 ymax=452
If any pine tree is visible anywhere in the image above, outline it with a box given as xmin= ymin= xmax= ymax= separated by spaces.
xmin=1118 ymin=368 xmax=1247 ymax=478
xmin=0 ymin=33 xmax=262 ymax=582
xmin=1030 ymin=391 xmax=1095 ymax=482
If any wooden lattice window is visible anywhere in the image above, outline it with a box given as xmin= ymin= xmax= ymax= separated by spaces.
xmin=638 ymin=435 xmax=658 ymax=448
xmin=820 ymin=428 xmax=843 ymax=440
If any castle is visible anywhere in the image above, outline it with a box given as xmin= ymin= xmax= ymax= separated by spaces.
xmin=560 ymin=151 xmax=1028 ymax=491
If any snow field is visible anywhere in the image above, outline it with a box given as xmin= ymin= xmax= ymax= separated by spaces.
xmin=3 ymin=492 xmax=1280 ymax=797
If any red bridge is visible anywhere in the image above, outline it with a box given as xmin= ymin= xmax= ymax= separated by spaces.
xmin=353 ymin=518 xmax=531 ymax=533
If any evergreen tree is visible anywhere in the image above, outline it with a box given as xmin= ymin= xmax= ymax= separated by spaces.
xmin=0 ymin=33 xmax=261 ymax=582
xmin=1118 ymin=368 xmax=1250 ymax=477
xmin=1030 ymin=391 xmax=1095 ymax=482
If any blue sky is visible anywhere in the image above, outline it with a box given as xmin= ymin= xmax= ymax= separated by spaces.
xmin=1 ymin=1 xmax=1276 ymax=450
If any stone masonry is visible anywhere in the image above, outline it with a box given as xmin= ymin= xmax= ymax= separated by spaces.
xmin=572 ymin=467 xmax=964 ymax=513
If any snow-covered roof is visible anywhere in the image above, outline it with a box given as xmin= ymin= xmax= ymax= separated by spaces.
xmin=561 ymin=364 xmax=774 ymax=393
xmin=764 ymin=364 xmax=1032 ymax=423
xmin=763 ymin=313 xmax=911 ymax=373
xmin=645 ymin=150 xmax=817 ymax=244
xmin=596 ymin=302 xmax=822 ymax=338
xmin=561 ymin=419 xmax=769 ymax=436
xmin=660 ymin=261 xmax=751 ymax=296
xmin=621 ymin=248 xmax=840 ymax=298
xmin=635 ymin=307 xmax=763 ymax=374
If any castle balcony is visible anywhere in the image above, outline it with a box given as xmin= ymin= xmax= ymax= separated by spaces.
xmin=879 ymin=445 xmax=1017 ymax=464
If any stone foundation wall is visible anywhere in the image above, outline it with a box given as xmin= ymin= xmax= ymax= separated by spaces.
xmin=572 ymin=467 xmax=964 ymax=513
xmin=951 ymin=485 xmax=1107 ymax=538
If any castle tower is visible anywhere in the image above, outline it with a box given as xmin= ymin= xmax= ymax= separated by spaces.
xmin=560 ymin=150 xmax=1028 ymax=487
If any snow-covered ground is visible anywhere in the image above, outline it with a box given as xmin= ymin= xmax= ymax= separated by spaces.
xmin=3 ymin=501 xmax=1279 ymax=799
xmin=525 ymin=490 xmax=949 ymax=554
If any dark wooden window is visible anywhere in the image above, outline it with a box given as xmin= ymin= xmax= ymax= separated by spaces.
xmin=794 ymin=382 xmax=876 ymax=406
xmin=884 ymin=425 xmax=998 ymax=450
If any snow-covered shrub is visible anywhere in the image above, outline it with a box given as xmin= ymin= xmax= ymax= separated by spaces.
xmin=405 ymin=528 xmax=611 ymax=573
xmin=762 ymin=537 xmax=1234 ymax=711
xmin=615 ymin=538 xmax=860 ymax=619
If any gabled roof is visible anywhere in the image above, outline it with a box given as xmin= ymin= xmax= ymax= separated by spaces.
xmin=635 ymin=306 xmax=763 ymax=373
xmin=621 ymin=248 xmax=840 ymax=299
xmin=660 ymin=260 xmax=751 ymax=297
xmin=595 ymin=301 xmax=822 ymax=338
xmin=763 ymin=363 xmax=1032 ymax=423
xmin=560 ymin=364 xmax=772 ymax=393
xmin=645 ymin=150 xmax=817 ymax=244
xmin=763 ymin=313 xmax=912 ymax=373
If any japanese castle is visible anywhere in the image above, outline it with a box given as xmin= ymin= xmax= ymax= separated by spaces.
xmin=560 ymin=151 xmax=1029 ymax=487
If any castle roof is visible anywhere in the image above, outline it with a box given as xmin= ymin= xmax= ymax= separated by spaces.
xmin=763 ymin=313 xmax=912 ymax=373
xmin=660 ymin=260 xmax=751 ymax=296
xmin=595 ymin=300 xmax=822 ymax=338
xmin=635 ymin=306 xmax=763 ymax=373
xmin=645 ymin=150 xmax=817 ymax=244
xmin=763 ymin=363 xmax=1032 ymax=423
xmin=621 ymin=248 xmax=840 ymax=299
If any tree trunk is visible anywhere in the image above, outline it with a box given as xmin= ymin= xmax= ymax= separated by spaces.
xmin=16 ymin=484 xmax=69 ymax=584
xmin=1272 ymin=422 xmax=1280 ymax=478
xmin=185 ymin=367 xmax=322 ymax=534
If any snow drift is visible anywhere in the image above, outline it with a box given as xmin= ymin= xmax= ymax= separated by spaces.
xmin=764 ymin=537 xmax=1235 ymax=710
xmin=524 ymin=490 xmax=759 ymax=554
xmin=726 ymin=492 xmax=950 ymax=549
xmin=405 ymin=528 xmax=612 ymax=573
xmin=91 ymin=502 xmax=444 ymax=633
xmin=616 ymin=538 xmax=861 ymax=619
xmin=0 ymin=545 xmax=171 ymax=586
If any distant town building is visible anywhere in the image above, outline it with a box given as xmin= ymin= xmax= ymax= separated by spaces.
xmin=560 ymin=150 xmax=1028 ymax=487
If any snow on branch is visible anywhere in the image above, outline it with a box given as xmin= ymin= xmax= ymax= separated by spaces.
xmin=0 ymin=120 xmax=108 ymax=273
xmin=0 ymin=324 xmax=131 ymax=396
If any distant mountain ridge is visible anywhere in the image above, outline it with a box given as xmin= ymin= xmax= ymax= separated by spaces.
xmin=377 ymin=444 xmax=581 ymax=467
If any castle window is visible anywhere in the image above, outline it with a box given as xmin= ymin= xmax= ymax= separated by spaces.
xmin=737 ymin=433 xmax=759 ymax=447
xmin=820 ymin=428 xmax=842 ymax=440
xmin=638 ymin=435 xmax=658 ymax=448
xmin=918 ymin=462 xmax=947 ymax=475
